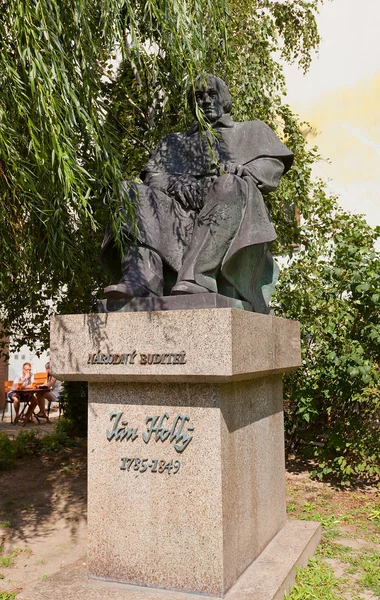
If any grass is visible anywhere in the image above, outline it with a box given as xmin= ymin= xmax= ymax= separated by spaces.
xmin=349 ymin=549 xmax=380 ymax=596
xmin=285 ymin=558 xmax=342 ymax=599
xmin=285 ymin=472 xmax=380 ymax=599
xmin=0 ymin=547 xmax=26 ymax=569
xmin=0 ymin=546 xmax=31 ymax=599
xmin=1 ymin=546 xmax=48 ymax=595
xmin=368 ymin=505 xmax=380 ymax=524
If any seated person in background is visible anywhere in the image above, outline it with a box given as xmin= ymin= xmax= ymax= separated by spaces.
xmin=40 ymin=361 xmax=61 ymax=411
xmin=23 ymin=361 xmax=57 ymax=425
xmin=8 ymin=362 xmax=34 ymax=424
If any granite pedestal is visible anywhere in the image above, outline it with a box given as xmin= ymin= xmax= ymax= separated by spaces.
xmin=50 ymin=308 xmax=320 ymax=598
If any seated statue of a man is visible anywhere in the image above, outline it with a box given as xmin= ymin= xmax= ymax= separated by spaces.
xmin=101 ymin=74 xmax=293 ymax=313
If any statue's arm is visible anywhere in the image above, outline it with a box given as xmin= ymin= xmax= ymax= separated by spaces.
xmin=141 ymin=135 xmax=200 ymax=204
xmin=141 ymin=137 xmax=204 ymax=209
xmin=140 ymin=136 xmax=177 ymax=193
xmin=142 ymin=166 xmax=202 ymax=209
xmin=141 ymin=163 xmax=171 ymax=194
xmin=219 ymin=157 xmax=284 ymax=193
xmin=241 ymin=157 xmax=285 ymax=194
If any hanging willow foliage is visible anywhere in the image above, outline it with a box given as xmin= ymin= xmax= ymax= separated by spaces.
xmin=0 ymin=0 xmax=229 ymax=345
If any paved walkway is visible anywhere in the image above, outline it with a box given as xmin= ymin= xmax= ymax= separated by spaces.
xmin=0 ymin=409 xmax=60 ymax=438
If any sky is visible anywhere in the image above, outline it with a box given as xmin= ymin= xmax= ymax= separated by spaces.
xmin=282 ymin=0 xmax=380 ymax=230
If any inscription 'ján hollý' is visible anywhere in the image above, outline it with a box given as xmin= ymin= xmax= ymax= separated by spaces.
xmin=106 ymin=412 xmax=194 ymax=453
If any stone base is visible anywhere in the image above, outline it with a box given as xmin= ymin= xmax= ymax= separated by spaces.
xmin=18 ymin=520 xmax=321 ymax=600
xmin=87 ymin=377 xmax=287 ymax=596
xmin=49 ymin=309 xmax=314 ymax=598
xmin=98 ymin=293 xmax=252 ymax=313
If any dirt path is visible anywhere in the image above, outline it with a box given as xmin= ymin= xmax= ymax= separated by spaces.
xmin=0 ymin=447 xmax=87 ymax=597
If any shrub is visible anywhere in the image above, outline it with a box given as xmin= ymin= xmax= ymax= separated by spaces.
xmin=276 ymin=194 xmax=380 ymax=483
xmin=40 ymin=418 xmax=77 ymax=453
xmin=54 ymin=416 xmax=78 ymax=441
xmin=0 ymin=420 xmax=83 ymax=470
xmin=0 ymin=433 xmax=15 ymax=471
xmin=12 ymin=430 xmax=42 ymax=458
xmin=60 ymin=382 xmax=88 ymax=437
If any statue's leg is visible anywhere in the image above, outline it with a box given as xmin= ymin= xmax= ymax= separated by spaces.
xmin=103 ymin=183 xmax=195 ymax=300
xmin=104 ymin=246 xmax=164 ymax=300
xmin=172 ymin=175 xmax=246 ymax=295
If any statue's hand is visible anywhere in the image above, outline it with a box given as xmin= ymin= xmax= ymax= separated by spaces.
xmin=219 ymin=162 xmax=254 ymax=178
xmin=168 ymin=177 xmax=203 ymax=211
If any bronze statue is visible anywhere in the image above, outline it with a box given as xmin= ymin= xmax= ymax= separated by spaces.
xmin=101 ymin=75 xmax=293 ymax=313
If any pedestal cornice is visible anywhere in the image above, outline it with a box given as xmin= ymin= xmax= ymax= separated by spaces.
xmin=50 ymin=308 xmax=301 ymax=383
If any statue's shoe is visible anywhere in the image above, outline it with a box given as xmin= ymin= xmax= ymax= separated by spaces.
xmin=104 ymin=281 xmax=161 ymax=300
xmin=171 ymin=281 xmax=209 ymax=295
xmin=103 ymin=283 xmax=133 ymax=300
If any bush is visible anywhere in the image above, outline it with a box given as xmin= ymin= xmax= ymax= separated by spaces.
xmin=40 ymin=418 xmax=78 ymax=453
xmin=54 ymin=416 xmax=78 ymax=441
xmin=0 ymin=433 xmax=15 ymax=471
xmin=275 ymin=194 xmax=380 ymax=483
xmin=60 ymin=381 xmax=88 ymax=437
xmin=0 ymin=420 xmax=82 ymax=470
xmin=12 ymin=430 xmax=42 ymax=458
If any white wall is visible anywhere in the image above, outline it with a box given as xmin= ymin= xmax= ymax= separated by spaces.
xmin=283 ymin=0 xmax=380 ymax=229
xmin=9 ymin=346 xmax=50 ymax=380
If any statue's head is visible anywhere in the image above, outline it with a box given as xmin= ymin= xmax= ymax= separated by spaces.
xmin=187 ymin=74 xmax=232 ymax=123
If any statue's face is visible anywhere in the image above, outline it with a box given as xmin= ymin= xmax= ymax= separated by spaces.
xmin=194 ymin=86 xmax=224 ymax=123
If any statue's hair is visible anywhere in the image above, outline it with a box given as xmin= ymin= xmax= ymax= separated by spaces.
xmin=187 ymin=74 xmax=232 ymax=114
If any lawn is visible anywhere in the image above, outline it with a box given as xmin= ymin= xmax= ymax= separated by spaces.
xmin=286 ymin=459 xmax=380 ymax=600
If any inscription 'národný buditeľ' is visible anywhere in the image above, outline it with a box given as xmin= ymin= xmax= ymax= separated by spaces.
xmin=88 ymin=351 xmax=187 ymax=365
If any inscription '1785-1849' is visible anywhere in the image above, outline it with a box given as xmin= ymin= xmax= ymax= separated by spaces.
xmin=106 ymin=412 xmax=194 ymax=453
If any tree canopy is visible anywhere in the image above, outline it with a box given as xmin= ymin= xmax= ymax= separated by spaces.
xmin=0 ymin=0 xmax=322 ymax=347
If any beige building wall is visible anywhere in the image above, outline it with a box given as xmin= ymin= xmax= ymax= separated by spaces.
xmin=283 ymin=0 xmax=380 ymax=230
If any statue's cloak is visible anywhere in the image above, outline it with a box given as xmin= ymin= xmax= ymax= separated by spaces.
xmin=142 ymin=115 xmax=293 ymax=183
xmin=102 ymin=115 xmax=294 ymax=313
